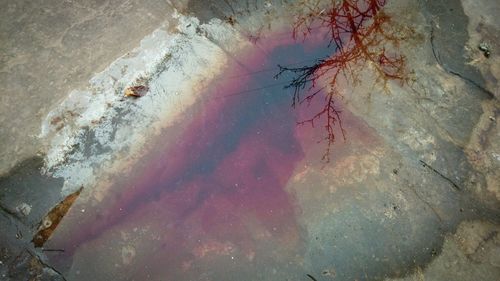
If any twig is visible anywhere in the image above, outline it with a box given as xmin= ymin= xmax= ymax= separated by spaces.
xmin=42 ymin=249 xmax=65 ymax=253
xmin=306 ymin=274 xmax=318 ymax=281
xmin=419 ymin=160 xmax=461 ymax=191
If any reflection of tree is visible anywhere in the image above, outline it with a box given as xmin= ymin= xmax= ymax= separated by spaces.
xmin=276 ymin=0 xmax=407 ymax=162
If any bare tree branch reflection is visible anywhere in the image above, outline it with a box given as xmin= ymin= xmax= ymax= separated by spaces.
xmin=277 ymin=0 xmax=409 ymax=162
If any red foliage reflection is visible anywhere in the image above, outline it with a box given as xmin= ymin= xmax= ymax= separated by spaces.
xmin=277 ymin=0 xmax=407 ymax=162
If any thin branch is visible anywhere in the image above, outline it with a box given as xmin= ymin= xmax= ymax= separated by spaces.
xmin=276 ymin=0 xmax=407 ymax=162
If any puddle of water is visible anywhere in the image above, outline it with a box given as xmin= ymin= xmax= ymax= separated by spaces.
xmin=44 ymin=23 xmax=349 ymax=279
xmin=2 ymin=1 xmax=500 ymax=281
xmin=36 ymin=1 xmax=443 ymax=280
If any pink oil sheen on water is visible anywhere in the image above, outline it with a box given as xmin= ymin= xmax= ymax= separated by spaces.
xmin=47 ymin=21 xmax=364 ymax=279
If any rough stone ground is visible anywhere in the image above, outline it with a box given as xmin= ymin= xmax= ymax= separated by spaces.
xmin=389 ymin=220 xmax=500 ymax=281
xmin=0 ymin=0 xmax=188 ymax=175
xmin=0 ymin=0 xmax=499 ymax=280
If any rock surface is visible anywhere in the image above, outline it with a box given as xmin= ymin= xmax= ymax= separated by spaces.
xmin=0 ymin=0 xmax=498 ymax=280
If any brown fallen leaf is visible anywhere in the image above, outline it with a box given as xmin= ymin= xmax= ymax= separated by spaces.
xmin=32 ymin=186 xmax=83 ymax=247
xmin=124 ymin=85 xmax=149 ymax=97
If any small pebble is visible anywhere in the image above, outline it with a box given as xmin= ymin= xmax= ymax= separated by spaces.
xmin=15 ymin=203 xmax=32 ymax=216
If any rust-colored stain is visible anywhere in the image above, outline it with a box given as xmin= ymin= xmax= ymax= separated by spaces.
xmin=124 ymin=85 xmax=149 ymax=97
xmin=32 ymin=186 xmax=83 ymax=247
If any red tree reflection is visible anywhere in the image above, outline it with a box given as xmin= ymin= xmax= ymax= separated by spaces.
xmin=277 ymin=0 xmax=408 ymax=162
